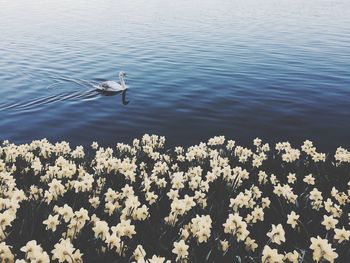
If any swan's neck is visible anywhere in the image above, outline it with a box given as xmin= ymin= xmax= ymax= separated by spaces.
xmin=119 ymin=75 xmax=126 ymax=89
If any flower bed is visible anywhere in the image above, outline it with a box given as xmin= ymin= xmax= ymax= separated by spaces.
xmin=0 ymin=135 xmax=349 ymax=262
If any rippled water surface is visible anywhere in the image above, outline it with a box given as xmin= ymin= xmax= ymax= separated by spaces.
xmin=1 ymin=0 xmax=350 ymax=149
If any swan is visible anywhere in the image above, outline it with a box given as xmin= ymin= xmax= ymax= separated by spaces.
xmin=96 ymin=71 xmax=127 ymax=92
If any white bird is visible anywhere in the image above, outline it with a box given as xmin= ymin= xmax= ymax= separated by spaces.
xmin=96 ymin=71 xmax=127 ymax=92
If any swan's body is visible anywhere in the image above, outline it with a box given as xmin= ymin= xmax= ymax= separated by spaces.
xmin=96 ymin=81 xmax=125 ymax=92
xmin=96 ymin=71 xmax=127 ymax=92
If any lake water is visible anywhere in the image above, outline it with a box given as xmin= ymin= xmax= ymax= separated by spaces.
xmin=1 ymin=0 xmax=349 ymax=150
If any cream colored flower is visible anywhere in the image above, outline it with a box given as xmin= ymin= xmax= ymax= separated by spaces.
xmin=266 ymin=224 xmax=285 ymax=245
xmin=261 ymin=245 xmax=284 ymax=263
xmin=92 ymin=220 xmax=109 ymax=240
xmin=172 ymin=240 xmax=189 ymax=261
xmin=43 ymin=214 xmax=60 ymax=232
xmin=0 ymin=242 xmax=14 ymax=262
xmin=223 ymin=213 xmax=249 ymax=241
xmin=220 ymin=239 xmax=229 ymax=252
xmin=91 ymin=141 xmax=99 ymax=149
xmin=133 ymin=245 xmax=146 ymax=262
xmin=284 ymin=250 xmax=299 ymax=263
xmin=310 ymin=236 xmax=338 ymax=263
xmin=189 ymin=215 xmax=212 ymax=243
xmin=287 ymin=211 xmax=299 ymax=229
xmin=287 ymin=173 xmax=297 ymax=184
xmin=51 ymin=238 xmax=75 ymax=263
xmin=321 ymin=215 xmax=338 ymax=231
xmin=148 ymin=255 xmax=168 ymax=263
xmin=244 ymin=237 xmax=258 ymax=252
xmin=334 ymin=227 xmax=350 ymax=243
xmin=303 ymin=174 xmax=315 ymax=185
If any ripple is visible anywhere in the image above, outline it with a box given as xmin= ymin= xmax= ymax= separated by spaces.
xmin=0 ymin=89 xmax=99 ymax=113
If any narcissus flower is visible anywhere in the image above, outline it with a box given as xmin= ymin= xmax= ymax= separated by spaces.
xmin=266 ymin=224 xmax=285 ymax=245
xmin=310 ymin=236 xmax=338 ymax=263
xmin=321 ymin=215 xmax=338 ymax=231
xmin=51 ymin=238 xmax=76 ymax=263
xmin=334 ymin=227 xmax=350 ymax=243
xmin=172 ymin=240 xmax=189 ymax=261
xmin=261 ymin=245 xmax=284 ymax=263
xmin=287 ymin=211 xmax=299 ymax=229
xmin=43 ymin=214 xmax=60 ymax=232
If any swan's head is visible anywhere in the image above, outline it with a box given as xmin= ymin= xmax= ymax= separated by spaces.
xmin=119 ymin=71 xmax=126 ymax=78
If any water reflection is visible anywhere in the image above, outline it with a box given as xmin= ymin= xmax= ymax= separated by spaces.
xmin=97 ymin=89 xmax=130 ymax=105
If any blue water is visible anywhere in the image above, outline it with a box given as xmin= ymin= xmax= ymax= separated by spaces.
xmin=1 ymin=0 xmax=350 ymax=150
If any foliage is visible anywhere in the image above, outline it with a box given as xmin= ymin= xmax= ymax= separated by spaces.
xmin=0 ymin=135 xmax=349 ymax=262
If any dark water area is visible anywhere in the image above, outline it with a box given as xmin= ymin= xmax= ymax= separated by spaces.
xmin=0 ymin=0 xmax=349 ymax=151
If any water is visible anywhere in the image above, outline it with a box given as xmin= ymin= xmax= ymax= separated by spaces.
xmin=0 ymin=0 xmax=349 ymax=151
